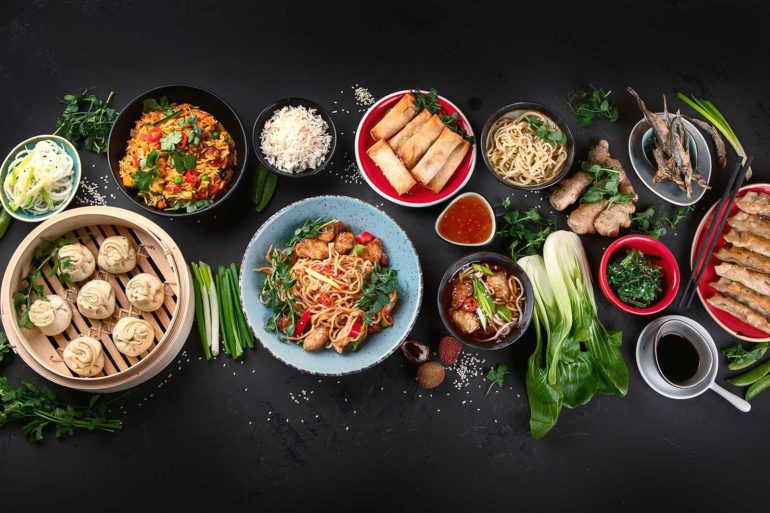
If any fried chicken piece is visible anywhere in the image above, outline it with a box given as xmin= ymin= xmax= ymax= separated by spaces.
xmin=360 ymin=237 xmax=386 ymax=265
xmin=334 ymin=232 xmax=356 ymax=254
xmin=487 ymin=272 xmax=511 ymax=301
xmin=549 ymin=171 xmax=592 ymax=211
xmin=303 ymin=326 xmax=329 ymax=351
xmin=293 ymin=238 xmax=328 ymax=260
xmin=568 ymin=200 xmax=607 ymax=234
xmin=451 ymin=280 xmax=473 ymax=309
xmin=451 ymin=309 xmax=481 ymax=334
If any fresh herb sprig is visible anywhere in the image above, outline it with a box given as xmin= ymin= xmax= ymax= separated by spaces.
xmin=142 ymin=96 xmax=173 ymax=114
xmin=0 ymin=332 xmax=13 ymax=366
xmin=285 ymin=217 xmax=335 ymax=248
xmin=497 ymin=200 xmax=556 ymax=260
xmin=412 ymin=88 xmax=475 ymax=143
xmin=580 ymin=161 xmax=635 ymax=207
xmin=262 ymin=248 xmax=299 ymax=337
xmin=526 ymin=115 xmax=566 ymax=145
xmin=54 ymin=89 xmax=118 ymax=153
xmin=14 ymin=236 xmax=78 ymax=329
xmin=630 ymin=205 xmax=692 ymax=239
xmin=565 ymin=86 xmax=619 ymax=126
xmin=354 ymin=264 xmax=398 ymax=325
xmin=0 ymin=377 xmax=122 ymax=442
xmin=722 ymin=343 xmax=768 ymax=371
xmin=485 ymin=363 xmax=510 ymax=396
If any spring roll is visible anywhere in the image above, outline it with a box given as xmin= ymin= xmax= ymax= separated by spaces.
xmin=370 ymin=93 xmax=418 ymax=141
xmin=724 ymin=229 xmax=770 ymax=258
xmin=425 ymin=140 xmax=470 ymax=193
xmin=714 ymin=246 xmax=770 ymax=274
xmin=366 ymin=140 xmax=416 ymax=196
xmin=411 ymin=127 xmax=463 ymax=185
xmin=388 ymin=110 xmax=431 ymax=152
xmin=727 ymin=211 xmax=770 ymax=240
xmin=397 ymin=115 xmax=444 ymax=169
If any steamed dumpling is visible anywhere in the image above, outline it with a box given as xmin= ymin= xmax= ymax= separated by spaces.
xmin=126 ymin=273 xmax=164 ymax=312
xmin=112 ymin=317 xmax=154 ymax=356
xmin=63 ymin=336 xmax=104 ymax=377
xmin=97 ymin=236 xmax=136 ymax=274
xmin=77 ymin=280 xmax=116 ymax=319
xmin=58 ymin=243 xmax=95 ymax=282
xmin=28 ymin=294 xmax=72 ymax=336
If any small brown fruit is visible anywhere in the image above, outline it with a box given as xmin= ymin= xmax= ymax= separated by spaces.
xmin=416 ymin=361 xmax=445 ymax=389
xmin=438 ymin=336 xmax=462 ymax=365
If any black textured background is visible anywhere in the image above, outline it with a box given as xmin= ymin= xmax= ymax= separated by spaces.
xmin=1 ymin=1 xmax=768 ymax=511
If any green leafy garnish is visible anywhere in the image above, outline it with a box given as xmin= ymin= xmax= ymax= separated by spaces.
xmin=565 ymin=86 xmax=619 ymax=126
xmin=0 ymin=332 xmax=13 ymax=366
xmin=722 ymin=343 xmax=768 ymax=371
xmin=526 ymin=115 xmax=567 ymax=145
xmin=497 ymin=201 xmax=556 ymax=260
xmin=630 ymin=205 xmax=692 ymax=239
xmin=54 ymin=89 xmax=118 ymax=153
xmin=164 ymin=199 xmax=212 ymax=213
xmin=355 ymin=264 xmax=398 ymax=325
xmin=15 ymin=236 xmax=77 ymax=328
xmin=486 ymin=364 xmax=510 ymax=396
xmin=606 ymin=249 xmax=663 ymax=308
xmin=0 ymin=377 xmax=122 ymax=442
xmin=142 ymin=95 xmax=171 ymax=113
xmin=285 ymin=217 xmax=335 ymax=248
xmin=261 ymin=248 xmax=299 ymax=337
xmin=411 ymin=88 xmax=475 ymax=143
xmin=160 ymin=131 xmax=182 ymax=150
xmin=580 ymin=162 xmax=634 ymax=207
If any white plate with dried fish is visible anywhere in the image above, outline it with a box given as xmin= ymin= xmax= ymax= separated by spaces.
xmin=628 ymin=114 xmax=711 ymax=206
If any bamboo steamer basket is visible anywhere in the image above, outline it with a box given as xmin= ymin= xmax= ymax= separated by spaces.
xmin=0 ymin=207 xmax=194 ymax=393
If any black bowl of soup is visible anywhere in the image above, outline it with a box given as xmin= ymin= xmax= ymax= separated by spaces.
xmin=437 ymin=252 xmax=534 ymax=350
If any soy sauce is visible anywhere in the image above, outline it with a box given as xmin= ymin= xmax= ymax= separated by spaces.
xmin=656 ymin=335 xmax=700 ymax=384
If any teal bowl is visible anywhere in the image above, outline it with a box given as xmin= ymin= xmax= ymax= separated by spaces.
xmin=0 ymin=134 xmax=81 ymax=222
xmin=239 ymin=195 xmax=423 ymax=375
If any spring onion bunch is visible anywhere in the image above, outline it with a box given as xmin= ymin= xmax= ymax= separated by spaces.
xmin=191 ymin=262 xmax=254 ymax=360
xmin=677 ymin=92 xmax=751 ymax=178
xmin=518 ymin=231 xmax=628 ymax=439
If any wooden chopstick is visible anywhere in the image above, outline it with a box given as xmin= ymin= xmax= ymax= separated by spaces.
xmin=679 ymin=156 xmax=754 ymax=309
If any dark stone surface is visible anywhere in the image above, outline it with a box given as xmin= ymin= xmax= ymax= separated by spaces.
xmin=1 ymin=1 xmax=768 ymax=511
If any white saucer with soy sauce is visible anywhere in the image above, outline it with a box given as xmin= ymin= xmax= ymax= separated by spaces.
xmin=636 ymin=315 xmax=750 ymax=412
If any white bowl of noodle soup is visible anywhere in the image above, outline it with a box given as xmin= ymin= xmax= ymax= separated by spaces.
xmin=480 ymin=101 xmax=574 ymax=190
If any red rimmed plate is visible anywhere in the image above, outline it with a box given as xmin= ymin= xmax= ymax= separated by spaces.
xmin=354 ymin=90 xmax=476 ymax=208
xmin=692 ymin=183 xmax=770 ymax=342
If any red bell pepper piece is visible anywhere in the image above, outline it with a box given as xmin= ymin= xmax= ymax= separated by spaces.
xmin=178 ymin=132 xmax=188 ymax=149
xmin=349 ymin=319 xmax=363 ymax=340
xmin=356 ymin=232 xmax=374 ymax=244
xmin=294 ymin=310 xmax=312 ymax=336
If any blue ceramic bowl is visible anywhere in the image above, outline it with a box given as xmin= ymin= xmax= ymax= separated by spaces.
xmin=0 ymin=135 xmax=81 ymax=222
xmin=239 ymin=195 xmax=423 ymax=375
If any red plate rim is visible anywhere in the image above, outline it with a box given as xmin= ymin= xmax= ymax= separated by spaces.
xmin=691 ymin=182 xmax=770 ymax=342
xmin=354 ymin=89 xmax=477 ymax=208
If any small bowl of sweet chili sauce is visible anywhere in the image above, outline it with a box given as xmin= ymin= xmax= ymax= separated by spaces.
xmin=435 ymin=192 xmax=496 ymax=246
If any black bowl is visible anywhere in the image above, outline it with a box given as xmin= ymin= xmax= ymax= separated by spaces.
xmin=437 ymin=251 xmax=534 ymax=351
xmin=107 ymin=85 xmax=248 ymax=217
xmin=252 ymin=98 xmax=337 ymax=178
xmin=480 ymin=101 xmax=575 ymax=191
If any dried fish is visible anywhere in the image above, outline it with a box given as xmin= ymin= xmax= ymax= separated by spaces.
xmin=627 ymin=87 xmax=711 ymax=200
xmin=687 ymin=116 xmax=728 ymax=169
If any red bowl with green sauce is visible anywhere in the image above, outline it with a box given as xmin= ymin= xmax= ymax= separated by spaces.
xmin=598 ymin=234 xmax=680 ymax=315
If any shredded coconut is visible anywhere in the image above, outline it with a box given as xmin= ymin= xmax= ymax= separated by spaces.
xmin=260 ymin=106 xmax=331 ymax=174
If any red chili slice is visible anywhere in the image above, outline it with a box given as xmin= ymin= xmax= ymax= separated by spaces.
xmin=461 ymin=297 xmax=478 ymax=312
